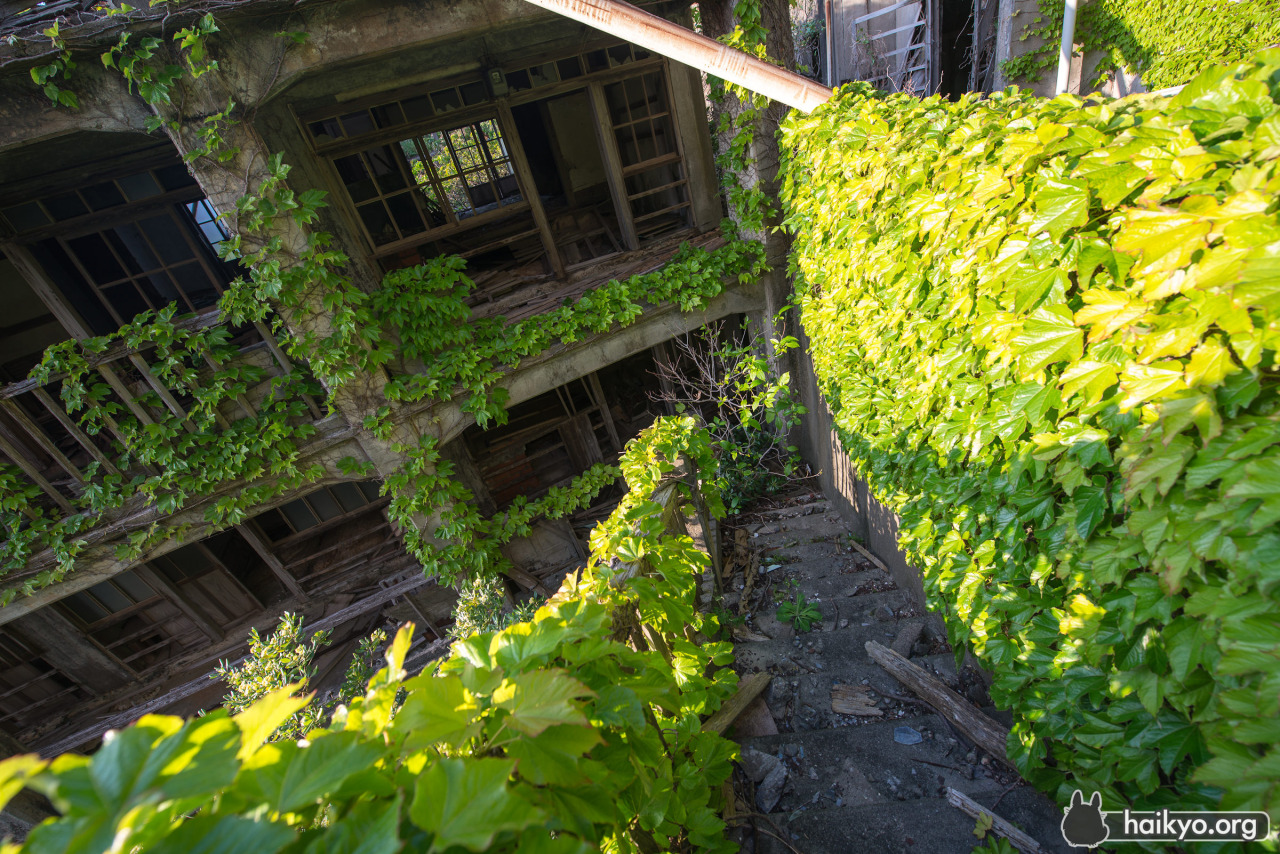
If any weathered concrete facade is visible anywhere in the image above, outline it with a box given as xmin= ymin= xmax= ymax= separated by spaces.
xmin=0 ymin=0 xmax=764 ymax=779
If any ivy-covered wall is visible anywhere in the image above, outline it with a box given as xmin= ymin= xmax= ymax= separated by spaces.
xmin=781 ymin=54 xmax=1280 ymax=816
xmin=1002 ymin=0 xmax=1280 ymax=92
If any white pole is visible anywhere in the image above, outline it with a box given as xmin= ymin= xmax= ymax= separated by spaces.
xmin=1054 ymin=0 xmax=1077 ymax=94
xmin=517 ymin=0 xmax=833 ymax=112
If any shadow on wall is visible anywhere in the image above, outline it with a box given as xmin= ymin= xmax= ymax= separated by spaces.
xmin=791 ymin=325 xmax=926 ymax=607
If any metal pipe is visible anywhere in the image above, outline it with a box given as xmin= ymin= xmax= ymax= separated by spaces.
xmin=517 ymin=0 xmax=833 ymax=112
xmin=824 ymin=0 xmax=835 ymax=87
xmin=1054 ymin=0 xmax=1077 ymax=94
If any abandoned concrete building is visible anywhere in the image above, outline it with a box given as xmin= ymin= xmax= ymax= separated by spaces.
xmin=0 ymin=0 xmax=828 ymax=773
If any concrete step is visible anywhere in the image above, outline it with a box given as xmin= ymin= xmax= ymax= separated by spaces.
xmin=752 ymin=790 xmax=1070 ymax=854
xmin=743 ymin=587 xmax=916 ymax=641
xmin=740 ymin=714 xmax=1012 ymax=813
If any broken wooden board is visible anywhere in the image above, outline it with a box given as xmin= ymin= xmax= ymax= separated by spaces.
xmin=865 ymin=640 xmax=1012 ymax=767
xmin=946 ymin=787 xmax=1046 ymax=854
xmin=831 ymin=684 xmax=883 ymax=717
xmin=703 ymin=671 xmax=772 ymax=734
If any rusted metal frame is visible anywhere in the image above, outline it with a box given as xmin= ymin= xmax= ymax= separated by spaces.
xmin=30 ymin=387 xmax=121 ymax=475
xmin=235 ymin=522 xmax=309 ymax=601
xmin=0 ymin=429 xmax=74 ymax=512
xmin=588 ymin=82 xmax=640 ymax=250
xmin=0 ymin=398 xmax=84 ymax=484
xmin=251 ymin=320 xmax=325 ymax=420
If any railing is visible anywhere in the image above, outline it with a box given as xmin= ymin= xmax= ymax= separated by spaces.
xmin=851 ymin=0 xmax=933 ymax=95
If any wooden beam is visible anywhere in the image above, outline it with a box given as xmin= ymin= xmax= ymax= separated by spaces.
xmin=588 ymin=82 xmax=640 ymax=251
xmin=235 ymin=523 xmax=308 ymax=601
xmin=496 ymin=100 xmax=565 ymax=279
xmin=702 ymin=671 xmax=772 ymax=734
xmin=36 ymin=574 xmax=443 ymax=757
xmin=587 ymin=371 xmax=621 ymax=451
xmin=7 ymin=608 xmax=136 ymax=696
xmin=865 ymin=641 xmax=1013 ymax=768
xmin=30 ymin=386 xmax=121 ymax=475
xmin=132 ymin=565 xmax=225 ymax=643
xmin=0 ymin=429 xmax=73 ymax=513
xmin=0 ymin=398 xmax=83 ymax=484
xmin=945 ymin=788 xmax=1046 ymax=854
xmin=440 ymin=438 xmax=497 ymax=517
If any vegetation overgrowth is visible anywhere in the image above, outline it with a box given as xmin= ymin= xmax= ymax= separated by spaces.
xmin=782 ymin=52 xmax=1280 ymax=820
xmin=0 ymin=417 xmax=741 ymax=854
xmin=1001 ymin=0 xmax=1280 ymax=90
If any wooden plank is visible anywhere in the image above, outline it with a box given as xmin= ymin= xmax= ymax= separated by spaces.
xmin=588 ymin=82 xmax=639 ymax=251
xmin=865 ymin=641 xmax=1012 ymax=767
xmin=252 ymin=321 xmax=324 ymax=420
xmin=132 ymin=565 xmax=226 ymax=643
xmin=586 ymin=371 xmax=621 ymax=451
xmin=849 ymin=537 xmax=891 ymax=575
xmin=31 ymin=386 xmax=121 ymax=475
xmin=497 ymin=100 xmax=565 ymax=278
xmin=702 ymin=671 xmax=772 ymax=734
xmin=127 ymin=354 xmax=197 ymax=433
xmin=853 ymin=0 xmax=916 ymax=25
xmin=504 ymin=563 xmax=551 ymax=597
xmin=235 ymin=523 xmax=309 ymax=601
xmin=0 ymin=429 xmax=73 ymax=513
xmin=7 ymin=608 xmax=136 ymax=696
xmin=946 ymin=788 xmax=1046 ymax=854
xmin=440 ymin=438 xmax=498 ymax=516
xmin=0 ymin=398 xmax=83 ymax=483
xmin=37 ymin=574 xmax=444 ymax=757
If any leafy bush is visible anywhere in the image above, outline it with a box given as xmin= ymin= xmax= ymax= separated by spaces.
xmin=216 ymin=613 xmax=388 ymax=743
xmin=0 ymin=416 xmax=739 ymax=854
xmin=449 ymin=574 xmax=540 ymax=640
xmin=1002 ymin=0 xmax=1280 ymax=90
xmin=781 ymin=53 xmax=1280 ymax=818
xmin=652 ymin=321 xmax=807 ymax=513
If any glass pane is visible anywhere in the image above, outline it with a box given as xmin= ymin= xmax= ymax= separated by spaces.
xmin=156 ymin=164 xmax=196 ymax=190
xmin=140 ymin=213 xmax=194 ymax=265
xmin=332 ymin=482 xmax=367 ymax=512
xmin=371 ymin=103 xmax=405 ymax=128
xmin=281 ymin=499 xmax=318 ymax=532
xmin=359 ymin=202 xmax=398 ymax=245
xmin=335 ymin=155 xmax=377 ymax=203
xmin=66 ymin=233 xmax=126 ymax=282
xmin=431 ymin=88 xmax=461 ymax=113
xmin=386 ymin=192 xmax=426 ymax=236
xmin=604 ymin=81 xmax=628 ymax=124
xmin=557 ymin=57 xmax=583 ymax=79
xmin=505 ymin=69 xmax=531 ymax=92
xmin=402 ymin=95 xmax=433 ymax=121
xmin=63 ymin=594 xmax=108 ymax=624
xmin=586 ymin=48 xmax=609 ymax=72
xmin=44 ymin=192 xmax=88 ymax=221
xmin=101 ymin=283 xmax=149 ymax=321
xmin=2 ymin=202 xmax=49 ymax=231
xmin=608 ymin=44 xmax=632 ymax=67
xmin=114 ymin=570 xmax=154 ymax=602
xmin=529 ymin=63 xmax=558 ymax=87
xmin=365 ymin=146 xmax=407 ymax=194
xmin=460 ymin=81 xmax=488 ymax=105
xmin=141 ymin=272 xmax=184 ymax=309
xmin=89 ymin=581 xmax=130 ymax=613
xmin=174 ymin=263 xmax=219 ymax=309
xmin=109 ymin=223 xmax=162 ymax=273
xmin=117 ymin=172 xmax=162 ymax=201
xmin=309 ymin=118 xmax=344 ymax=141
xmin=625 ymin=77 xmax=647 ymax=120
xmin=358 ymin=481 xmax=382 ymax=502
xmin=82 ymin=182 xmax=126 ymax=211
xmin=308 ymin=489 xmax=342 ymax=522
xmin=340 ymin=110 xmax=375 ymax=137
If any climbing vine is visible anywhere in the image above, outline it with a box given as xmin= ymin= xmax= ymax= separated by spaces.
xmin=1 ymin=2 xmax=768 ymax=609
xmin=0 ymin=416 xmax=741 ymax=854
xmin=781 ymin=54 xmax=1280 ymax=817
xmin=1001 ymin=0 xmax=1280 ymax=90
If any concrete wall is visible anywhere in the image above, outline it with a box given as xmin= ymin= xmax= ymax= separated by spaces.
xmin=792 ymin=326 xmax=925 ymax=608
